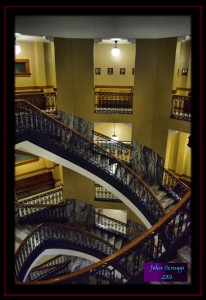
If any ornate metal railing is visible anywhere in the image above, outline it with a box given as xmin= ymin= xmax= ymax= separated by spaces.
xmin=15 ymin=222 xmax=118 ymax=282
xmin=17 ymin=187 xmax=64 ymax=206
xmin=29 ymin=254 xmax=74 ymax=282
xmin=14 ymin=100 xmax=191 ymax=285
xmin=94 ymin=88 xmax=133 ymax=114
xmin=15 ymin=190 xmax=191 ymax=284
xmin=93 ymin=130 xmax=132 ymax=163
xmin=171 ymin=95 xmax=191 ymax=121
xmin=16 ymin=187 xmax=64 ymax=223
xmin=30 ymin=261 xmax=70 ymax=282
xmin=95 ymin=212 xmax=127 ymax=237
xmin=161 ymin=169 xmax=190 ymax=201
xmin=94 ymin=183 xmax=121 ymax=203
xmin=16 ymin=204 xmax=68 ymax=224
xmin=15 ymin=91 xmax=57 ymax=115
xmin=15 ymin=100 xmax=166 ymax=224
xmin=93 ymin=131 xmax=132 ymax=202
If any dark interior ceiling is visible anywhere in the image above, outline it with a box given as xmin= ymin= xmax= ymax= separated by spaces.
xmin=15 ymin=15 xmax=191 ymax=40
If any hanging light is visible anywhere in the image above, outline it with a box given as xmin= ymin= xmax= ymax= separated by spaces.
xmin=111 ymin=41 xmax=120 ymax=57
xmin=15 ymin=38 xmax=21 ymax=55
xmin=112 ymin=123 xmax=118 ymax=140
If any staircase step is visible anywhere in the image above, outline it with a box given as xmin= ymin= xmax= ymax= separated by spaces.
xmin=150 ymin=185 xmax=177 ymax=212
xmin=177 ymin=245 xmax=191 ymax=265
xmin=159 ymin=196 xmax=175 ymax=210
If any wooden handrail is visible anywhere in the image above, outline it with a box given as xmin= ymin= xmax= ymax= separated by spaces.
xmin=15 ymin=222 xmax=118 ymax=259
xmin=16 ymin=189 xmax=191 ymax=285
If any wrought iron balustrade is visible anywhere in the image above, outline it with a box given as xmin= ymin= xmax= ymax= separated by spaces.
xmin=15 ymin=91 xmax=57 ymax=115
xmin=15 ymin=222 xmax=118 ymax=282
xmin=95 ymin=212 xmax=127 ymax=236
xmin=15 ymin=100 xmax=166 ymax=225
xmin=93 ymin=130 xmax=132 ymax=163
xmin=94 ymin=89 xmax=133 ymax=114
xmin=14 ymin=100 xmax=191 ymax=285
xmin=94 ymin=183 xmax=121 ymax=203
xmin=17 ymin=187 xmax=64 ymax=206
xmin=161 ymin=169 xmax=190 ymax=201
xmin=15 ymin=192 xmax=191 ymax=285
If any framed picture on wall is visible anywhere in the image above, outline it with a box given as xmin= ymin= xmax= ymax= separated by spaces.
xmin=95 ymin=68 xmax=101 ymax=75
xmin=107 ymin=68 xmax=113 ymax=75
xmin=182 ymin=68 xmax=188 ymax=76
xmin=120 ymin=68 xmax=125 ymax=75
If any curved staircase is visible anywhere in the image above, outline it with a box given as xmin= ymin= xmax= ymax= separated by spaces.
xmin=14 ymin=100 xmax=191 ymax=285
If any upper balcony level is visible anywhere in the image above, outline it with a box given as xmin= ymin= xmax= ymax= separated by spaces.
xmin=94 ymin=86 xmax=134 ymax=114
xmin=171 ymin=94 xmax=191 ymax=122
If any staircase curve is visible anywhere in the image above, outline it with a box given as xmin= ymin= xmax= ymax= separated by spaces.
xmin=15 ymin=100 xmax=166 ymax=228
xmin=14 ymin=100 xmax=191 ymax=285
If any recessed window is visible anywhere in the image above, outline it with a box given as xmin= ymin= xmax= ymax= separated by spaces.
xmin=15 ymin=59 xmax=31 ymax=77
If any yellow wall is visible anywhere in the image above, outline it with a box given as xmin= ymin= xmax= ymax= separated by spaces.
xmin=94 ymin=122 xmax=132 ymax=142
xmin=15 ymin=41 xmax=57 ymax=88
xmin=164 ymin=130 xmax=191 ymax=178
xmin=94 ymin=43 xmax=135 ymax=86
xmin=55 ymin=38 xmax=94 ymax=119
xmin=44 ymin=43 xmax=57 ymax=87
xmin=150 ymin=38 xmax=191 ymax=157
xmin=172 ymin=39 xmax=191 ymax=94
xmin=54 ymin=37 xmax=191 ymax=224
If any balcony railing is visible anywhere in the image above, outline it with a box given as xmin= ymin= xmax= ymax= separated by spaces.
xmin=161 ymin=169 xmax=190 ymax=201
xmin=171 ymin=95 xmax=191 ymax=121
xmin=93 ymin=130 xmax=132 ymax=163
xmin=94 ymin=86 xmax=133 ymax=114
xmin=95 ymin=183 xmax=121 ymax=202
xmin=95 ymin=211 xmax=127 ymax=236
xmin=15 ymin=90 xmax=57 ymax=115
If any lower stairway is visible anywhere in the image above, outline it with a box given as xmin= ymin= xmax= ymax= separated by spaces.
xmin=15 ymin=191 xmax=191 ymax=284
xmin=150 ymin=185 xmax=177 ymax=213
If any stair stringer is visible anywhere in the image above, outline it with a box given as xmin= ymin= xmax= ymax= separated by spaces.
xmin=15 ymin=140 xmax=152 ymax=229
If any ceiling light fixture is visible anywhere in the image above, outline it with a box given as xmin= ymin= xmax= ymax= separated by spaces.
xmin=15 ymin=38 xmax=21 ymax=55
xmin=111 ymin=40 xmax=120 ymax=57
xmin=112 ymin=123 xmax=118 ymax=140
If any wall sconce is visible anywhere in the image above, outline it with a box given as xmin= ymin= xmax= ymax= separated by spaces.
xmin=112 ymin=123 xmax=118 ymax=140
xmin=111 ymin=41 xmax=120 ymax=57
xmin=15 ymin=38 xmax=21 ymax=55
xmin=187 ymin=135 xmax=191 ymax=148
